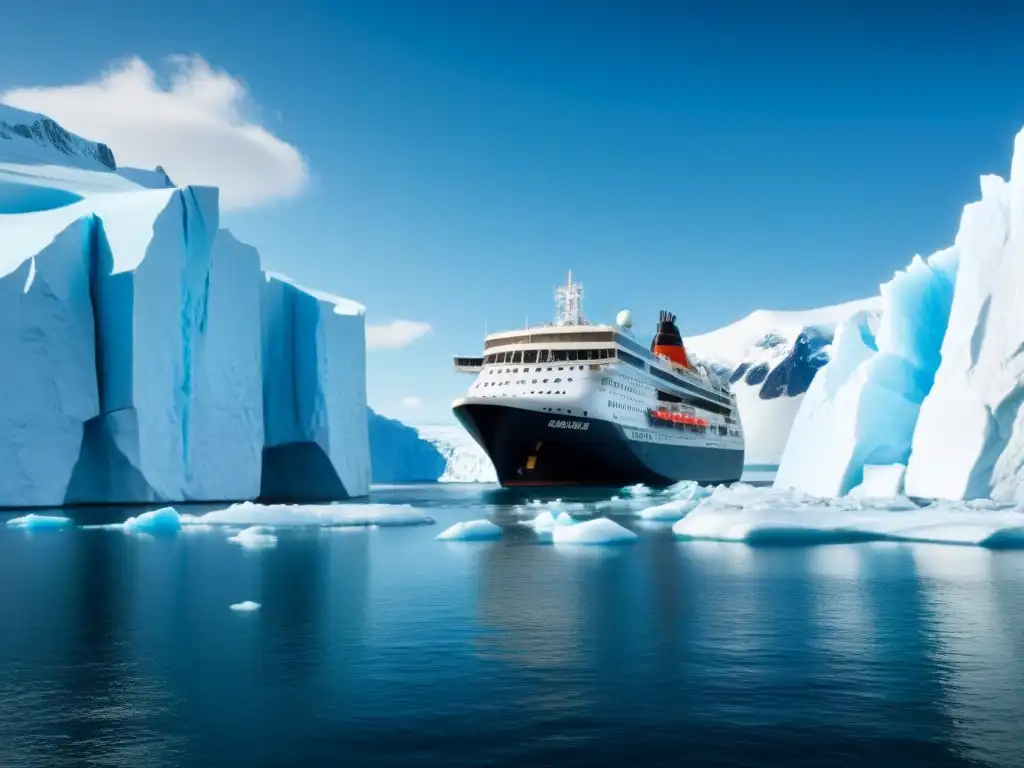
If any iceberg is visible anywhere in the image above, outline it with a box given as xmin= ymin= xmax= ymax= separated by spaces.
xmin=0 ymin=213 xmax=99 ymax=507
xmin=774 ymin=248 xmax=959 ymax=497
xmin=122 ymin=506 xmax=182 ymax=534
xmin=436 ymin=519 xmax=502 ymax=541
xmin=672 ymin=484 xmax=1024 ymax=547
xmin=525 ymin=510 xmax=578 ymax=532
xmin=905 ymin=159 xmax=1024 ymax=501
xmin=368 ymin=409 xmax=446 ymax=482
xmin=551 ymin=517 xmax=638 ymax=545
xmin=5 ymin=513 xmax=72 ymax=530
xmin=0 ymin=107 xmax=370 ymax=507
xmin=260 ymin=273 xmax=370 ymax=501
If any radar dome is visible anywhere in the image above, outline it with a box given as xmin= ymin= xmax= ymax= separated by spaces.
xmin=616 ymin=309 xmax=633 ymax=328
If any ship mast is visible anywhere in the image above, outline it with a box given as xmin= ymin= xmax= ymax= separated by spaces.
xmin=554 ymin=270 xmax=587 ymax=326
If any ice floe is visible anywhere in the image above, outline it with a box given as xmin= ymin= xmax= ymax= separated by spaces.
xmin=5 ymin=513 xmax=72 ymax=530
xmin=228 ymin=525 xmax=278 ymax=549
xmin=230 ymin=601 xmax=261 ymax=612
xmin=435 ymin=519 xmax=502 ymax=541
xmin=551 ymin=517 xmax=638 ymax=545
xmin=671 ymin=483 xmax=1024 ymax=547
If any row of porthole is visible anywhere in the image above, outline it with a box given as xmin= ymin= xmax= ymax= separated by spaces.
xmin=487 ymin=365 xmax=588 ymax=376
xmin=478 ymin=376 xmax=573 ymax=389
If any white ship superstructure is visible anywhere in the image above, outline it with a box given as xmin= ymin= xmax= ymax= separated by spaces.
xmin=452 ymin=273 xmax=745 ymax=486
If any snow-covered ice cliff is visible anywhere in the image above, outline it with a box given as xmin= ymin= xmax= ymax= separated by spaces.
xmin=778 ymin=123 xmax=1024 ymax=502
xmin=0 ymin=107 xmax=369 ymax=506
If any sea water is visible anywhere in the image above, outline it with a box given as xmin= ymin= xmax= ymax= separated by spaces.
xmin=2 ymin=483 xmax=1023 ymax=767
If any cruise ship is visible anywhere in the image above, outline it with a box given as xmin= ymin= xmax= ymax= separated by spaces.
xmin=451 ymin=273 xmax=745 ymax=487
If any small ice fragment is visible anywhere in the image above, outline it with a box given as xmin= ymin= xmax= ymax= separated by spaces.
xmin=6 ymin=514 xmax=72 ymax=530
xmin=624 ymin=483 xmax=652 ymax=497
xmin=123 ymin=507 xmax=181 ymax=534
xmin=228 ymin=525 xmax=278 ymax=549
xmin=637 ymin=498 xmax=699 ymax=521
xmin=436 ymin=519 xmax=502 ymax=541
xmin=551 ymin=517 xmax=637 ymax=545
xmin=230 ymin=601 xmax=261 ymax=612
xmin=197 ymin=501 xmax=433 ymax=527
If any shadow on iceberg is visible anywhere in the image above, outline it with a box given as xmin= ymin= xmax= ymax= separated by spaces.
xmin=64 ymin=409 xmax=159 ymax=505
xmin=259 ymin=442 xmax=349 ymax=503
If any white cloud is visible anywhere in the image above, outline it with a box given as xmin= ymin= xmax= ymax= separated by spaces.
xmin=0 ymin=55 xmax=308 ymax=210
xmin=366 ymin=320 xmax=432 ymax=350
xmin=399 ymin=396 xmax=422 ymax=410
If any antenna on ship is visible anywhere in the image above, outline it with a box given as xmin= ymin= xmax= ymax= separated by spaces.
xmin=554 ymin=269 xmax=586 ymax=326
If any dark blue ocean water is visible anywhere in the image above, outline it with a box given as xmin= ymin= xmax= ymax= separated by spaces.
xmin=3 ymin=483 xmax=1024 ymax=768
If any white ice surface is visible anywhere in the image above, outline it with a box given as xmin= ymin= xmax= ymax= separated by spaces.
xmin=230 ymin=601 xmax=261 ymax=612
xmin=671 ymin=484 xmax=1024 ymax=547
xmin=191 ymin=501 xmax=434 ymax=527
xmin=849 ymin=464 xmax=907 ymax=499
xmin=416 ymin=424 xmax=497 ymax=483
xmin=551 ymin=517 xmax=638 ymax=545
xmin=436 ymin=519 xmax=502 ymax=541
xmin=228 ymin=525 xmax=278 ymax=549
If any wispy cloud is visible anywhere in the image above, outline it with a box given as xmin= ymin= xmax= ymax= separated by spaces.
xmin=399 ymin=396 xmax=422 ymax=410
xmin=1 ymin=55 xmax=308 ymax=210
xmin=366 ymin=319 xmax=432 ymax=350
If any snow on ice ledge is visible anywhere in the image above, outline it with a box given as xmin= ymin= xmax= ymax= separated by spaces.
xmin=671 ymin=484 xmax=1024 ymax=548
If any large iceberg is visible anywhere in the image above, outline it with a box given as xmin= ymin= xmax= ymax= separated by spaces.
xmin=367 ymin=409 xmax=446 ymax=482
xmin=904 ymin=163 xmax=1024 ymax=501
xmin=778 ymin=122 xmax=1024 ymax=501
xmin=775 ymin=250 xmax=958 ymax=497
xmin=259 ymin=274 xmax=370 ymax=501
xmin=0 ymin=106 xmax=369 ymax=506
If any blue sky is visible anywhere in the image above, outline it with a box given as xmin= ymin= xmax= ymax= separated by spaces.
xmin=2 ymin=1 xmax=1024 ymax=424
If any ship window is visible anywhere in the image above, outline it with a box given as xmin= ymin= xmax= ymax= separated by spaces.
xmin=512 ymin=351 xmax=522 ymax=363
xmin=568 ymin=349 xmax=578 ymax=361
xmin=532 ymin=379 xmax=537 ymax=384
xmin=554 ymin=378 xmax=562 ymax=383
xmin=542 ymin=379 xmax=549 ymax=383
xmin=552 ymin=349 xmax=568 ymax=362
xmin=567 ymin=377 xmax=572 ymax=382
xmin=523 ymin=350 xmax=538 ymax=364
xmin=617 ymin=349 xmax=645 ymax=370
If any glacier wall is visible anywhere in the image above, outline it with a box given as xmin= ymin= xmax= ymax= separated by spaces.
xmin=777 ymin=124 xmax=1024 ymax=501
xmin=905 ymin=165 xmax=1024 ymax=501
xmin=416 ymin=425 xmax=499 ymax=483
xmin=368 ymin=410 xmax=447 ymax=483
xmin=0 ymin=107 xmax=371 ymax=507
xmin=260 ymin=275 xmax=371 ymax=501
xmin=0 ymin=214 xmax=98 ymax=507
xmin=775 ymin=250 xmax=959 ymax=497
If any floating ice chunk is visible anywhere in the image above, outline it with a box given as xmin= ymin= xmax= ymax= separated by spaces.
xmin=197 ymin=501 xmax=433 ymax=527
xmin=848 ymin=464 xmax=907 ymax=498
xmin=551 ymin=517 xmax=637 ymax=545
xmin=6 ymin=514 xmax=72 ymax=530
xmin=228 ymin=525 xmax=278 ymax=548
xmin=525 ymin=510 xmax=578 ymax=532
xmin=637 ymin=499 xmax=700 ymax=521
xmin=666 ymin=481 xmax=712 ymax=502
xmin=123 ymin=507 xmax=181 ymax=534
xmin=624 ymin=483 xmax=652 ymax=497
xmin=230 ymin=601 xmax=261 ymax=612
xmin=671 ymin=484 xmax=1024 ymax=547
xmin=435 ymin=519 xmax=502 ymax=541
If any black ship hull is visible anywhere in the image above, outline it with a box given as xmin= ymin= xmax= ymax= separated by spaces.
xmin=453 ymin=402 xmax=744 ymax=488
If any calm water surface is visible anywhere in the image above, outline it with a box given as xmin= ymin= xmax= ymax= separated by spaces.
xmin=2 ymin=483 xmax=1024 ymax=767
